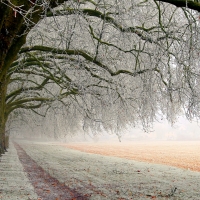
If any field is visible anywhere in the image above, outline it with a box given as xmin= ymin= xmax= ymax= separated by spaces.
xmin=2 ymin=140 xmax=200 ymax=199
xmin=64 ymin=141 xmax=200 ymax=172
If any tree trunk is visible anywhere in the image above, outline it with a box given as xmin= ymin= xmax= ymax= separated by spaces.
xmin=0 ymin=77 xmax=7 ymax=155
xmin=0 ymin=121 xmax=6 ymax=155
xmin=0 ymin=1 xmax=66 ymax=155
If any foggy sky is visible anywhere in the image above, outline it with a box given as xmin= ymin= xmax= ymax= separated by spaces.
xmin=68 ymin=117 xmax=200 ymax=142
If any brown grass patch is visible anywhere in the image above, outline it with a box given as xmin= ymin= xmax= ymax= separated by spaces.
xmin=64 ymin=141 xmax=200 ymax=172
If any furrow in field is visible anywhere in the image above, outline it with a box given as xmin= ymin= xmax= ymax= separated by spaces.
xmin=14 ymin=142 xmax=89 ymax=200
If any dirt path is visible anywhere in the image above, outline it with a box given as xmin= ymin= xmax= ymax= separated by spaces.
xmin=14 ymin=142 xmax=89 ymax=200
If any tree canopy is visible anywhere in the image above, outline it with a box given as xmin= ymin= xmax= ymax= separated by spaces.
xmin=0 ymin=0 xmax=200 ymax=152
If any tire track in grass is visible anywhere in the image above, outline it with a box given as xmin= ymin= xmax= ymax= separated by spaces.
xmin=14 ymin=142 xmax=89 ymax=200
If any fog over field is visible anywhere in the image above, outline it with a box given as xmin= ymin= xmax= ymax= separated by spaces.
xmin=11 ymin=115 xmax=200 ymax=149
xmin=58 ymin=116 xmax=200 ymax=143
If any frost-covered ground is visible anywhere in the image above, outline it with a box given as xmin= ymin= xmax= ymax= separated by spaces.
xmin=0 ymin=141 xmax=37 ymax=200
xmin=14 ymin=140 xmax=200 ymax=200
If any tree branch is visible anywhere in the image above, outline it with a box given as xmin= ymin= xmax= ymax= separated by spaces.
xmin=19 ymin=45 xmax=159 ymax=77
xmin=156 ymin=0 xmax=200 ymax=12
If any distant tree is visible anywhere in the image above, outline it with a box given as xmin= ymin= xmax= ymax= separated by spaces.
xmin=0 ymin=0 xmax=200 ymax=154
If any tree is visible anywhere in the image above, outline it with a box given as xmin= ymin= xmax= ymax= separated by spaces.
xmin=0 ymin=0 xmax=200 ymax=154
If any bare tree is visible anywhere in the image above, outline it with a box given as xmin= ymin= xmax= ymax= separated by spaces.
xmin=0 ymin=0 xmax=200 ymax=154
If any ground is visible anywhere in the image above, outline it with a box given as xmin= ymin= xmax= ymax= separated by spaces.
xmin=0 ymin=140 xmax=200 ymax=199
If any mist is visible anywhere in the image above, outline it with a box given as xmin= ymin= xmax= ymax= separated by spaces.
xmin=45 ymin=117 xmax=200 ymax=143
